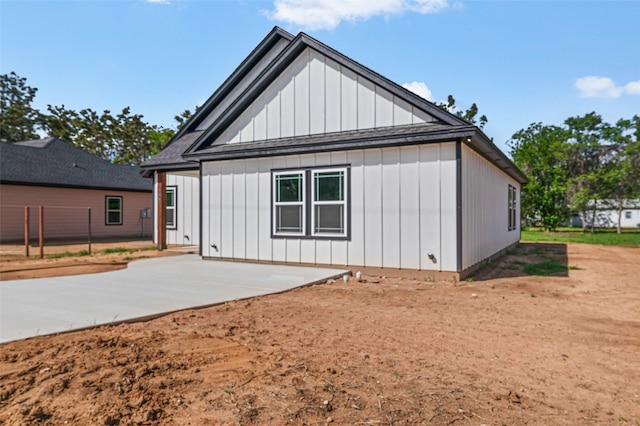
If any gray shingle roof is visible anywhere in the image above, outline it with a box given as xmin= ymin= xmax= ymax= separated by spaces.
xmin=138 ymin=131 xmax=202 ymax=168
xmin=0 ymin=138 xmax=152 ymax=192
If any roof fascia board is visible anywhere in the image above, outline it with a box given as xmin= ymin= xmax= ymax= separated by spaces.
xmin=190 ymin=127 xmax=475 ymax=162
xmin=140 ymin=163 xmax=199 ymax=177
xmin=0 ymin=181 xmax=152 ymax=193
xmin=167 ymin=27 xmax=295 ymax=147
xmin=184 ymin=33 xmax=310 ymax=154
xmin=465 ymin=131 xmax=529 ymax=184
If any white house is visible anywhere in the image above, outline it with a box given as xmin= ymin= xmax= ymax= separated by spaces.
xmin=142 ymin=27 xmax=528 ymax=278
xmin=571 ymin=200 xmax=640 ymax=229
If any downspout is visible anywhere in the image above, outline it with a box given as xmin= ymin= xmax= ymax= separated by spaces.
xmin=157 ymin=171 xmax=167 ymax=250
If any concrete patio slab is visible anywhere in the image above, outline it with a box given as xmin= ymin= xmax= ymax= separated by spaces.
xmin=0 ymin=255 xmax=348 ymax=343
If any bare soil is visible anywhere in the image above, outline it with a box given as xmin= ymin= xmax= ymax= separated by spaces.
xmin=0 ymin=241 xmax=186 ymax=281
xmin=0 ymin=242 xmax=638 ymax=425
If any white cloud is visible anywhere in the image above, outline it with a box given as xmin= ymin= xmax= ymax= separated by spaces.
xmin=402 ymin=81 xmax=433 ymax=101
xmin=624 ymin=80 xmax=640 ymax=95
xmin=574 ymin=76 xmax=640 ymax=98
xmin=147 ymin=0 xmax=170 ymax=4
xmin=265 ymin=0 xmax=449 ymax=31
xmin=575 ymin=76 xmax=623 ymax=98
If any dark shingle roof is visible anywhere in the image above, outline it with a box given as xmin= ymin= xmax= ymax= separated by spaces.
xmin=0 ymin=138 xmax=152 ymax=192
xmin=139 ymin=131 xmax=202 ymax=168
xmin=186 ymin=123 xmax=529 ymax=184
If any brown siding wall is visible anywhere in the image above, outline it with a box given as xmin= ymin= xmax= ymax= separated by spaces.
xmin=0 ymin=184 xmax=153 ymax=242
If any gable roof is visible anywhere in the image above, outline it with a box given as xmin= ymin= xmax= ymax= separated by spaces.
xmin=183 ymin=31 xmax=469 ymax=156
xmin=142 ymin=27 xmax=527 ymax=184
xmin=0 ymin=138 xmax=152 ymax=192
xmin=142 ymin=27 xmax=294 ymax=169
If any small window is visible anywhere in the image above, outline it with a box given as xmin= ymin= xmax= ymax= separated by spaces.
xmin=106 ymin=196 xmax=123 ymax=226
xmin=166 ymin=187 xmax=177 ymax=229
xmin=625 ymin=211 xmax=632 ymax=219
xmin=312 ymin=169 xmax=346 ymax=236
xmin=273 ymin=172 xmax=305 ymax=235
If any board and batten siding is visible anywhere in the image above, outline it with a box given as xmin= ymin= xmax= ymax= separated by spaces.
xmin=461 ymin=144 xmax=520 ymax=270
xmin=201 ymin=142 xmax=458 ymax=271
xmin=213 ymin=47 xmax=437 ymax=146
xmin=195 ymin=38 xmax=291 ymax=132
xmin=153 ymin=171 xmax=200 ymax=246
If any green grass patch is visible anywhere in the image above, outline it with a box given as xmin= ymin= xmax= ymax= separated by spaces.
xmin=521 ymin=228 xmax=640 ymax=246
xmin=523 ymin=261 xmax=580 ymax=276
xmin=101 ymin=246 xmax=155 ymax=255
xmin=102 ymin=247 xmax=135 ymax=254
xmin=47 ymin=250 xmax=91 ymax=259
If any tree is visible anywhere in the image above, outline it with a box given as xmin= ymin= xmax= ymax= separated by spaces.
xmin=174 ymin=109 xmax=194 ymax=131
xmin=43 ymin=105 xmax=170 ymax=165
xmin=599 ymin=116 xmax=640 ymax=233
xmin=0 ymin=72 xmax=42 ymax=142
xmin=437 ymin=95 xmax=488 ymax=129
xmin=564 ymin=112 xmax=611 ymax=232
xmin=508 ymin=123 xmax=570 ymax=230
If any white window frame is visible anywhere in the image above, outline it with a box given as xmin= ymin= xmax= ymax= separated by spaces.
xmin=272 ymin=171 xmax=306 ymax=237
xmin=105 ymin=196 xmax=123 ymax=226
xmin=311 ymin=168 xmax=348 ymax=237
xmin=624 ymin=211 xmax=632 ymax=219
xmin=166 ymin=187 xmax=177 ymax=230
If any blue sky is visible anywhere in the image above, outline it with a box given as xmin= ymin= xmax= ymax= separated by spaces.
xmin=1 ymin=0 xmax=638 ymax=154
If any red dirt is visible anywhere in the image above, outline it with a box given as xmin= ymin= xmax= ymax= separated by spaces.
xmin=0 ymin=241 xmax=184 ymax=281
xmin=0 ymin=242 xmax=638 ymax=425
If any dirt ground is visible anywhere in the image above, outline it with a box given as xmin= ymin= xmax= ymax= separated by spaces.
xmin=0 ymin=241 xmax=189 ymax=281
xmin=0 ymin=242 xmax=638 ymax=425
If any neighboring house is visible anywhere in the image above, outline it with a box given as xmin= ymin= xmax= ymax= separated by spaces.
xmin=142 ymin=27 xmax=528 ymax=277
xmin=570 ymin=200 xmax=640 ymax=229
xmin=0 ymin=138 xmax=153 ymax=242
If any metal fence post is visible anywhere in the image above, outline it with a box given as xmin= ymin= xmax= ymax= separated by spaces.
xmin=24 ymin=206 xmax=30 ymax=257
xmin=39 ymin=205 xmax=44 ymax=259
xmin=88 ymin=207 xmax=92 ymax=255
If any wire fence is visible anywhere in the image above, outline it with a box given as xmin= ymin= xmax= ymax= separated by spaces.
xmin=0 ymin=205 xmax=152 ymax=257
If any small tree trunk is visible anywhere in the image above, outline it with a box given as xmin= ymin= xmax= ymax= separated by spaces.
xmin=590 ymin=203 xmax=597 ymax=233
xmin=616 ymin=199 xmax=623 ymax=235
xmin=580 ymin=210 xmax=588 ymax=232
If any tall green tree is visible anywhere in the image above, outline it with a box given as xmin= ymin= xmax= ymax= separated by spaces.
xmin=599 ymin=116 xmax=640 ymax=233
xmin=564 ymin=112 xmax=612 ymax=232
xmin=44 ymin=105 xmax=174 ymax=165
xmin=0 ymin=72 xmax=42 ymax=142
xmin=508 ymin=123 xmax=570 ymax=230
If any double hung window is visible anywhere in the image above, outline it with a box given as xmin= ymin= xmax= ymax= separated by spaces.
xmin=273 ymin=167 xmax=348 ymax=238
xmin=105 ymin=196 xmax=123 ymax=226
xmin=508 ymin=185 xmax=517 ymax=231
xmin=274 ymin=173 xmax=305 ymax=235
xmin=166 ymin=187 xmax=177 ymax=229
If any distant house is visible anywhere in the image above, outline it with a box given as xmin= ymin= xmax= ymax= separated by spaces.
xmin=0 ymin=138 xmax=153 ymax=242
xmin=570 ymin=200 xmax=640 ymax=229
xmin=142 ymin=27 xmax=527 ymax=278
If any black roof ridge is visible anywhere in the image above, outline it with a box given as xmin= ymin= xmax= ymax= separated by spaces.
xmin=165 ymin=27 xmax=295 ymax=150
